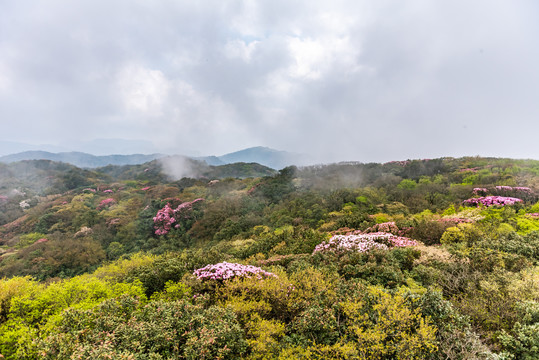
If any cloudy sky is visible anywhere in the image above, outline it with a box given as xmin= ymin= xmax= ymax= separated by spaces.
xmin=1 ymin=0 xmax=538 ymax=162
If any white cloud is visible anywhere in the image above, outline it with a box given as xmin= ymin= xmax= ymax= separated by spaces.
xmin=224 ymin=39 xmax=259 ymax=62
xmin=0 ymin=61 xmax=11 ymax=93
xmin=287 ymin=36 xmax=362 ymax=80
xmin=115 ymin=64 xmax=170 ymax=117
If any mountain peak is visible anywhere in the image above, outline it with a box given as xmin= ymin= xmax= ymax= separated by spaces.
xmin=218 ymin=147 xmax=307 ymax=169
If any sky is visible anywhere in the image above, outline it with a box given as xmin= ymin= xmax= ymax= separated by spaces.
xmin=1 ymin=0 xmax=538 ymax=163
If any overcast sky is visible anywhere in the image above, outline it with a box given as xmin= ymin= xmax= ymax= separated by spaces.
xmin=1 ymin=0 xmax=538 ymax=162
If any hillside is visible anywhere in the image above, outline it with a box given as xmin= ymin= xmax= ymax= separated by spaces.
xmin=0 ymin=151 xmax=165 ymax=168
xmin=1 ymin=156 xmax=539 ymax=358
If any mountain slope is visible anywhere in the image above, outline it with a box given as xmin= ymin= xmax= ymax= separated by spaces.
xmin=217 ymin=146 xmax=308 ymax=169
xmin=0 ymin=151 xmax=165 ymax=168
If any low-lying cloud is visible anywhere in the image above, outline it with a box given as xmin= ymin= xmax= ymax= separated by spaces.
xmin=158 ymin=156 xmax=206 ymax=181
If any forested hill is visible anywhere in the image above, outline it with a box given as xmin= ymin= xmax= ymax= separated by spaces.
xmin=1 ymin=156 xmax=539 ymax=358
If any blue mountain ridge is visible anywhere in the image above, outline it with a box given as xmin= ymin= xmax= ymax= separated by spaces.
xmin=0 ymin=147 xmax=309 ymax=170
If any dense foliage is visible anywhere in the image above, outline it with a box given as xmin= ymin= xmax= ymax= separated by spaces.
xmin=1 ymin=156 xmax=539 ymax=358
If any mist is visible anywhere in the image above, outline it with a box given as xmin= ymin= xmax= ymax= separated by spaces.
xmin=158 ymin=156 xmax=209 ymax=181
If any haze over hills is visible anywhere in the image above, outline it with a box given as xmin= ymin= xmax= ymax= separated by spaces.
xmin=216 ymin=146 xmax=310 ymax=169
xmin=0 ymin=140 xmax=69 ymax=155
xmin=0 ymin=151 xmax=164 ymax=168
xmin=0 ymin=146 xmax=310 ymax=170
xmin=0 ymin=139 xmax=158 ymax=157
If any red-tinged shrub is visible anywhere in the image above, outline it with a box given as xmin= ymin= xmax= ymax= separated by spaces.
xmin=96 ymin=198 xmax=115 ymax=210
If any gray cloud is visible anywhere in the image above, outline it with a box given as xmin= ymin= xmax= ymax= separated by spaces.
xmin=1 ymin=0 xmax=538 ymax=162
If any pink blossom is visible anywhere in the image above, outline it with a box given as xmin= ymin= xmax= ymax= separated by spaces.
xmin=494 ymin=186 xmax=532 ymax=194
xmin=97 ymin=198 xmax=116 ymax=210
xmin=463 ymin=196 xmax=523 ymax=207
xmin=437 ymin=218 xmax=471 ymax=224
xmin=193 ymin=262 xmax=276 ymax=281
xmin=140 ymin=186 xmax=151 ymax=191
xmin=364 ymin=222 xmax=399 ymax=234
xmin=103 ymin=189 xmax=114 ymax=193
xmin=313 ymin=232 xmax=417 ymax=255
xmin=153 ymin=198 xmax=204 ymax=235
xmin=35 ymin=238 xmax=48 ymax=244
xmin=473 ymin=188 xmax=488 ymax=195
xmin=384 ymin=160 xmax=410 ymax=166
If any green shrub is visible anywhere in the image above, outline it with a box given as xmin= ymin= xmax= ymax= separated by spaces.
xmin=39 ymin=296 xmax=248 ymax=359
xmin=339 ymin=286 xmax=438 ymax=359
xmin=499 ymin=301 xmax=539 ymax=360
xmin=418 ymin=289 xmax=495 ymax=360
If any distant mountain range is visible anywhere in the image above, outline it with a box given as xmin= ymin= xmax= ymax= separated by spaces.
xmin=0 ymin=146 xmax=310 ymax=170
xmin=196 ymin=147 xmax=310 ymax=169
xmin=0 ymin=139 xmax=158 ymax=156
xmin=0 ymin=151 xmax=164 ymax=168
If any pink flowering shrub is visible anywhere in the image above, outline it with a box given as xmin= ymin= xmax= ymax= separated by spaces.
xmin=313 ymin=232 xmax=417 ymax=255
xmin=384 ymin=160 xmax=410 ymax=166
xmin=153 ymin=198 xmax=204 ymax=235
xmin=193 ymin=262 xmax=276 ymax=281
xmin=473 ymin=188 xmax=488 ymax=195
xmin=82 ymin=188 xmax=96 ymax=193
xmin=437 ymin=217 xmax=471 ymax=225
xmin=492 ymin=185 xmax=531 ymax=193
xmin=463 ymin=196 xmax=523 ymax=207
xmin=153 ymin=203 xmax=176 ymax=235
xmin=103 ymin=189 xmax=114 ymax=193
xmin=460 ymin=167 xmax=480 ymax=172
xmin=97 ymin=198 xmax=116 ymax=210
xmin=364 ymin=221 xmax=399 ymax=235
xmin=140 ymin=186 xmax=151 ymax=191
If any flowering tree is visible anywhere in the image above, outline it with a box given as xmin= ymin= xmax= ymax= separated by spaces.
xmin=153 ymin=198 xmax=204 ymax=236
xmin=193 ymin=262 xmax=276 ymax=281
xmin=153 ymin=203 xmax=176 ymax=236
xmin=364 ymin=222 xmax=400 ymax=234
xmin=494 ymin=185 xmax=531 ymax=193
xmin=97 ymin=198 xmax=116 ymax=210
xmin=313 ymin=232 xmax=417 ymax=255
xmin=463 ymin=196 xmax=523 ymax=207
xmin=473 ymin=188 xmax=488 ymax=195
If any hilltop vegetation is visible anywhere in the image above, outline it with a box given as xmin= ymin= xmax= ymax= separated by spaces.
xmin=1 ymin=156 xmax=539 ymax=359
